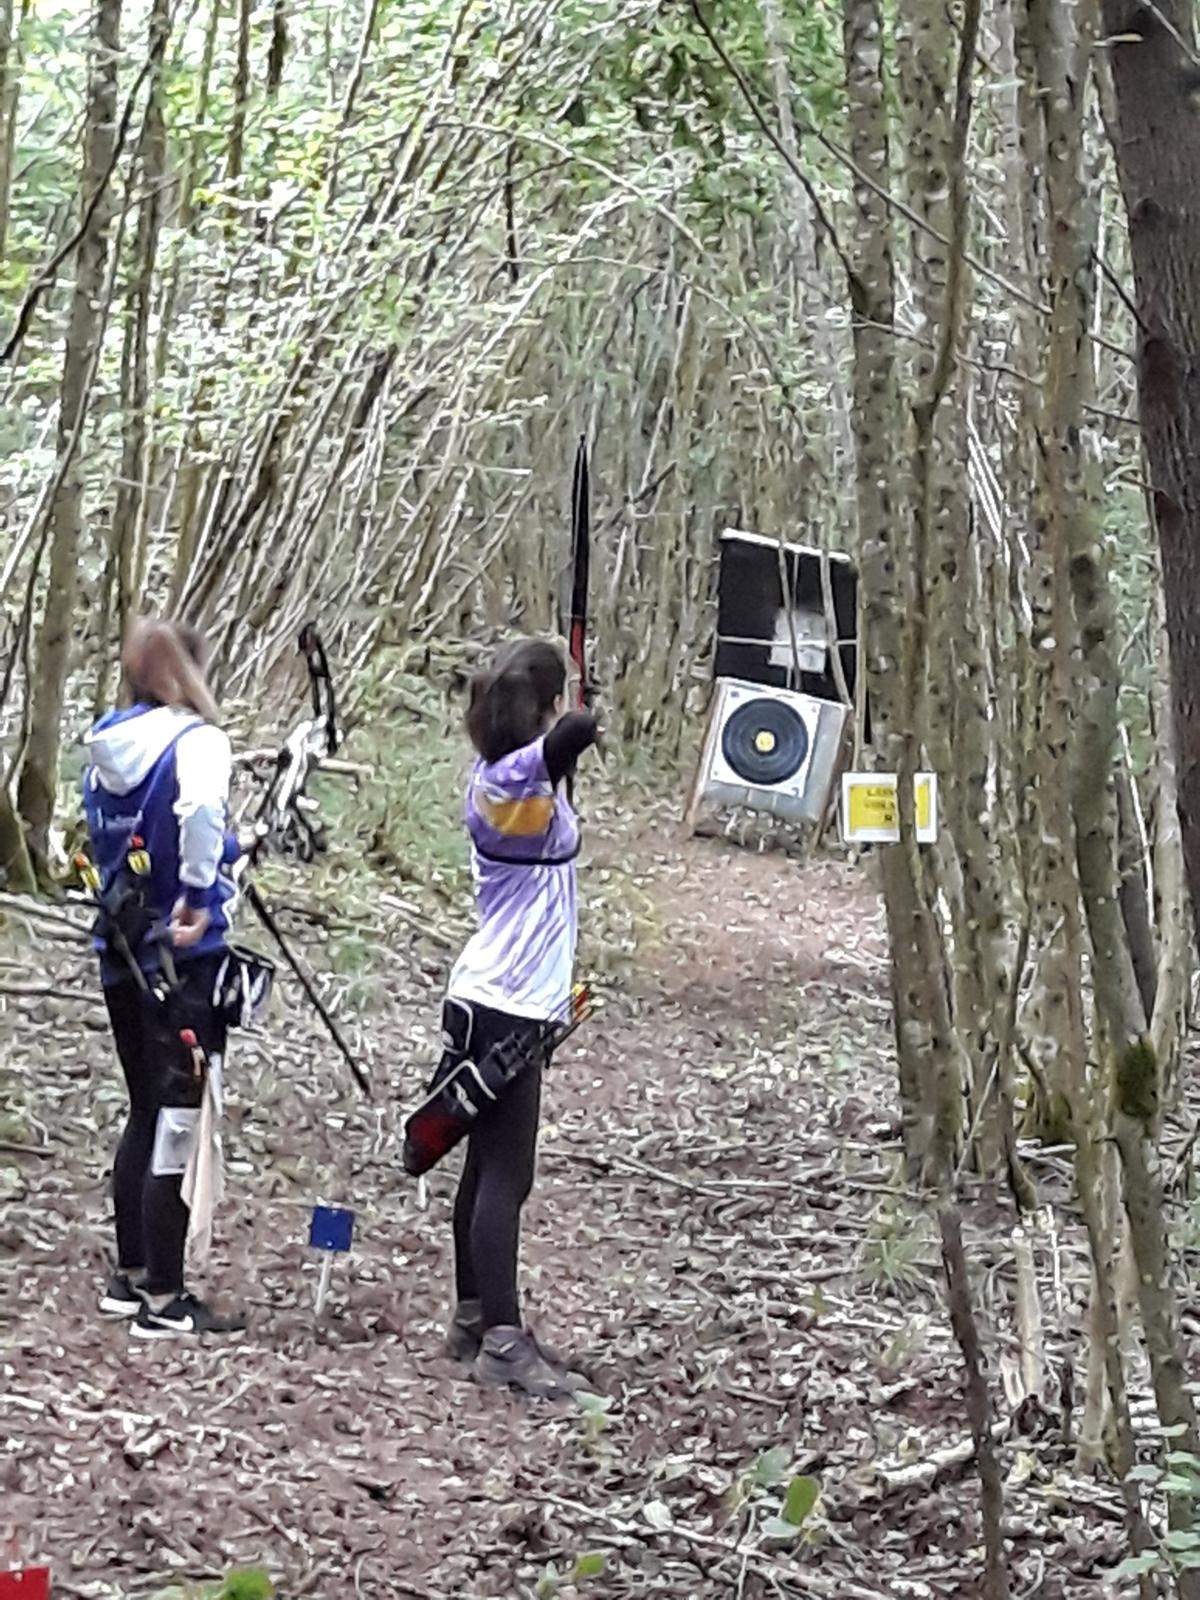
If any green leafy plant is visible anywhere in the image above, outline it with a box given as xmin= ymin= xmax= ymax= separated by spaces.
xmin=1109 ymin=1444 xmax=1200 ymax=1583
xmin=860 ymin=1206 xmax=936 ymax=1297
xmin=760 ymin=1474 xmax=821 ymax=1543
xmin=725 ymin=1448 xmax=824 ymax=1550
xmin=576 ymin=1390 xmax=616 ymax=1456
xmin=535 ymin=1550 xmax=608 ymax=1596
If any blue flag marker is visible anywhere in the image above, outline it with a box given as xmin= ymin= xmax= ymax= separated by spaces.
xmin=309 ymin=1204 xmax=354 ymax=1315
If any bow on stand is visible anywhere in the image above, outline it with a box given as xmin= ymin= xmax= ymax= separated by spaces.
xmin=249 ymin=623 xmax=339 ymax=862
xmin=237 ymin=623 xmax=371 ymax=1099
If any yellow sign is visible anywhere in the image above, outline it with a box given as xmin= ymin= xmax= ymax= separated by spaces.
xmin=841 ymin=773 xmax=938 ymax=844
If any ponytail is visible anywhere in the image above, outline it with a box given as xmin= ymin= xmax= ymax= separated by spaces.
xmin=465 ymin=639 xmax=567 ymax=763
xmin=122 ymin=617 xmax=220 ymax=724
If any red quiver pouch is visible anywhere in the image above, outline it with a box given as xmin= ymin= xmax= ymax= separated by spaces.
xmin=402 ymin=999 xmax=547 ymax=1177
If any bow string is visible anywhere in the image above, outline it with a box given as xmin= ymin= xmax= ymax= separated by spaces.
xmin=239 ymin=622 xmax=371 ymax=1099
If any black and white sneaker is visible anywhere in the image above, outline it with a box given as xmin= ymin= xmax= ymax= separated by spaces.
xmin=99 ymin=1272 xmax=146 ymax=1319
xmin=129 ymin=1292 xmax=247 ymax=1341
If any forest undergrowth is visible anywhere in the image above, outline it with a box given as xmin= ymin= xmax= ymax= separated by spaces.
xmin=2 ymin=697 xmax=1197 ymax=1599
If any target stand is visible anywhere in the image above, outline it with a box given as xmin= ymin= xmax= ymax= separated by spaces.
xmin=686 ymin=678 xmax=849 ymax=832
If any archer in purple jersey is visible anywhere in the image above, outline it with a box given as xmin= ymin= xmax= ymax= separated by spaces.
xmin=439 ymin=638 xmax=597 ymax=1401
xmin=448 ymin=727 xmax=583 ymax=1021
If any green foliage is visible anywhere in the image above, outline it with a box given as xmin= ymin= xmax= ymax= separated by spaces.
xmin=760 ymin=1474 xmax=821 ymax=1542
xmin=535 ymin=1550 xmax=608 ymax=1596
xmin=148 ymin=1566 xmax=274 ymax=1600
xmin=576 ymin=1390 xmax=616 ymax=1459
xmin=860 ymin=1206 xmax=935 ymax=1297
xmin=1109 ymin=1450 xmax=1200 ymax=1582
xmin=217 ymin=1571 xmax=275 ymax=1600
xmin=318 ymin=661 xmax=470 ymax=907
xmin=725 ymin=1448 xmax=824 ymax=1550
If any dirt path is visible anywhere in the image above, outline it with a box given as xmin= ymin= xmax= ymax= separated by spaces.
xmin=0 ymin=835 xmax=1131 ymax=1598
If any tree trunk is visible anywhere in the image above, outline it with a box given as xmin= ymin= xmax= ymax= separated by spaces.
xmin=267 ymin=0 xmax=287 ymax=95
xmin=15 ymin=0 xmax=122 ymax=864
xmin=1115 ymin=753 xmax=1157 ymax=1023
xmin=1102 ymin=0 xmax=1200 ymax=964
xmin=1053 ymin=2 xmax=1200 ymax=1567
xmin=0 ymin=0 xmax=19 ymax=266
xmin=114 ymin=0 xmax=169 ymax=641
xmin=228 ymin=0 xmax=252 ymax=190
xmin=841 ymin=0 xmax=924 ymax=1168
xmin=939 ymin=1205 xmax=1010 ymax=1600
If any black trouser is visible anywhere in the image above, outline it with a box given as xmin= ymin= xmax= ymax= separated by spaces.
xmin=451 ymin=1004 xmax=545 ymax=1332
xmin=103 ymin=955 xmax=227 ymax=1296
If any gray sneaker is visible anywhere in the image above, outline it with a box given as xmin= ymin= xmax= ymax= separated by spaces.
xmin=444 ymin=1299 xmax=484 ymax=1362
xmin=473 ymin=1325 xmax=585 ymax=1401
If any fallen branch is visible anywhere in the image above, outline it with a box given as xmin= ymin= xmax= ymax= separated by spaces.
xmin=0 ymin=981 xmax=104 ymax=1006
xmin=868 ymin=1421 xmax=1009 ymax=1495
xmin=0 ymin=892 xmax=91 ymax=940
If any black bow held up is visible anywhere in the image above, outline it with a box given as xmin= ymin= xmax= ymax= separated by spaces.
xmin=240 ymin=623 xmax=371 ymax=1099
xmin=566 ymin=433 xmax=591 ymax=711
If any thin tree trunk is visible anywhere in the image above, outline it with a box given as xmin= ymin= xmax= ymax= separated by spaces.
xmin=0 ymin=0 xmax=19 ymax=265
xmin=1150 ymin=589 xmax=1189 ymax=1081
xmin=1102 ymin=0 xmax=1200 ymax=966
xmin=15 ymin=0 xmax=122 ymax=865
xmin=267 ymin=0 xmax=287 ymax=95
xmin=939 ymin=1205 xmax=1009 ymax=1600
xmin=841 ymin=0 xmax=929 ymax=1170
xmin=1115 ymin=753 xmax=1157 ymax=1022
xmin=106 ymin=0 xmax=170 ymax=675
xmin=894 ymin=0 xmax=981 ymax=1183
xmin=228 ymin=0 xmax=252 ymax=190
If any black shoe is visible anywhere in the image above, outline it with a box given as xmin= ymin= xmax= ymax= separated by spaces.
xmin=473 ymin=1325 xmax=586 ymax=1401
xmin=129 ymin=1292 xmax=247 ymax=1341
xmin=99 ymin=1272 xmax=146 ymax=1319
xmin=444 ymin=1298 xmax=484 ymax=1362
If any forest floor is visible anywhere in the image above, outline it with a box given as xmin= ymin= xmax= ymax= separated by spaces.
xmin=0 ymin=814 xmax=1166 ymax=1599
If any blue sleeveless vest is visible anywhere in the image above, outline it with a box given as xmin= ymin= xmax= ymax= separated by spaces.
xmin=84 ymin=711 xmax=237 ymax=984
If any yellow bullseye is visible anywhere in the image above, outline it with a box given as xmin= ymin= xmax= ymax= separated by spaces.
xmin=754 ymin=729 xmax=777 ymax=754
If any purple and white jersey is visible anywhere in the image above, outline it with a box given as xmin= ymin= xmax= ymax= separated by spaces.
xmin=447 ymin=735 xmax=579 ymax=1020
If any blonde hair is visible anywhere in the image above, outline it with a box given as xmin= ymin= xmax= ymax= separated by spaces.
xmin=122 ymin=618 xmax=220 ymax=724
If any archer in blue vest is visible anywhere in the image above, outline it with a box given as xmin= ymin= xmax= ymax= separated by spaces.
xmin=84 ymin=618 xmax=245 ymax=1340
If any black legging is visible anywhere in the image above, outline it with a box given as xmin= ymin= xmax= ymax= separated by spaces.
xmin=452 ymin=1004 xmax=545 ymax=1331
xmin=104 ymin=955 xmax=227 ymax=1295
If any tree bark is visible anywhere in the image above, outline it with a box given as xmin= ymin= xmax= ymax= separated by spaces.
xmin=0 ymin=0 xmax=20 ymax=266
xmin=1056 ymin=3 xmax=1200 ymax=1569
xmin=109 ymin=0 xmax=170 ymax=660
xmin=1102 ymin=0 xmax=1200 ymax=964
xmin=939 ymin=1205 xmax=1009 ymax=1600
xmin=15 ymin=0 xmax=122 ymax=864
xmin=228 ymin=0 xmax=252 ymax=189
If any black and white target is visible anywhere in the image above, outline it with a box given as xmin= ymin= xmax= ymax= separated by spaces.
xmin=720 ymin=696 xmax=810 ymax=787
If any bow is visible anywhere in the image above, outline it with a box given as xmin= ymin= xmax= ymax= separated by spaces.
xmin=565 ymin=433 xmax=591 ymax=710
xmin=238 ymin=623 xmax=371 ymax=1100
xmin=249 ymin=622 xmax=339 ymax=864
